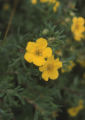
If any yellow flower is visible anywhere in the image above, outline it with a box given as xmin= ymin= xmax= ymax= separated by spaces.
xmin=71 ymin=17 xmax=85 ymax=34
xmin=78 ymin=100 xmax=84 ymax=110
xmin=24 ymin=38 xmax=52 ymax=66
xmin=68 ymin=100 xmax=84 ymax=117
xmin=40 ymin=0 xmax=56 ymax=4
xmin=40 ymin=0 xmax=60 ymax=12
xmin=32 ymin=0 xmax=37 ymax=4
xmin=74 ymin=32 xmax=84 ymax=41
xmin=39 ymin=56 xmax=62 ymax=81
xmin=67 ymin=107 xmax=80 ymax=117
xmin=53 ymin=1 xmax=60 ymax=12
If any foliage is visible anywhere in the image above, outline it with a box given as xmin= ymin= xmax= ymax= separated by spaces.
xmin=0 ymin=0 xmax=85 ymax=120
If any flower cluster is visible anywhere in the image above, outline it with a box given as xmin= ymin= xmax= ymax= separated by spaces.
xmin=71 ymin=17 xmax=85 ymax=41
xmin=31 ymin=0 xmax=60 ymax=12
xmin=24 ymin=38 xmax=62 ymax=81
xmin=67 ymin=100 xmax=84 ymax=117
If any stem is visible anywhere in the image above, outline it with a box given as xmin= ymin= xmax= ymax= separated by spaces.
xmin=3 ymin=0 xmax=19 ymax=40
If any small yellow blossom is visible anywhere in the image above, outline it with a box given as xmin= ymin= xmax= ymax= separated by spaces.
xmin=78 ymin=100 xmax=84 ymax=110
xmin=67 ymin=107 xmax=80 ymax=117
xmin=71 ymin=17 xmax=85 ymax=34
xmin=68 ymin=99 xmax=84 ymax=117
xmin=71 ymin=17 xmax=85 ymax=41
xmin=24 ymin=38 xmax=52 ymax=66
xmin=39 ymin=56 xmax=62 ymax=81
xmin=32 ymin=0 xmax=37 ymax=4
xmin=40 ymin=0 xmax=60 ymax=12
xmin=53 ymin=1 xmax=60 ymax=12
xmin=74 ymin=32 xmax=84 ymax=41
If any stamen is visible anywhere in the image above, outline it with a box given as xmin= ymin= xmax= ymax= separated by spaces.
xmin=47 ymin=64 xmax=53 ymax=71
xmin=35 ymin=49 xmax=42 ymax=56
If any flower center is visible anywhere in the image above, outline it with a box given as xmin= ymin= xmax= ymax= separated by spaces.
xmin=72 ymin=108 xmax=78 ymax=113
xmin=47 ymin=64 xmax=54 ymax=72
xmin=75 ymin=23 xmax=79 ymax=30
xmin=35 ymin=49 xmax=42 ymax=56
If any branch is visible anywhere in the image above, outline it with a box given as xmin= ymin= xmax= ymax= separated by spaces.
xmin=3 ymin=0 xmax=19 ymax=40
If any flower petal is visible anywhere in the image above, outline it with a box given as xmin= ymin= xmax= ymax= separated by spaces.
xmin=42 ymin=71 xmax=49 ymax=81
xmin=49 ymin=71 xmax=59 ymax=80
xmin=73 ymin=17 xmax=77 ymax=23
xmin=33 ymin=56 xmax=46 ymax=66
xmin=67 ymin=107 xmax=79 ymax=117
xmin=24 ymin=52 xmax=33 ymax=63
xmin=26 ymin=42 xmax=35 ymax=52
xmin=78 ymin=17 xmax=84 ymax=25
xmin=55 ymin=58 xmax=62 ymax=69
xmin=36 ymin=38 xmax=47 ymax=48
xmin=43 ymin=47 xmax=52 ymax=58
xmin=39 ymin=66 xmax=45 ymax=72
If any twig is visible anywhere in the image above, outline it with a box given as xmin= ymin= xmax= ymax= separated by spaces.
xmin=63 ymin=87 xmax=84 ymax=96
xmin=3 ymin=0 xmax=19 ymax=40
xmin=23 ymin=96 xmax=44 ymax=114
